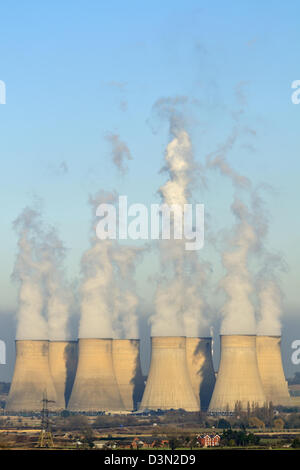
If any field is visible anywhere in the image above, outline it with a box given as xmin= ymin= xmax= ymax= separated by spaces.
xmin=0 ymin=412 xmax=300 ymax=450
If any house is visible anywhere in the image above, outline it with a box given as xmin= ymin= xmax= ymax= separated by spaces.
xmin=129 ymin=437 xmax=170 ymax=449
xmin=197 ymin=434 xmax=221 ymax=447
xmin=150 ymin=439 xmax=169 ymax=448
xmin=131 ymin=437 xmax=145 ymax=449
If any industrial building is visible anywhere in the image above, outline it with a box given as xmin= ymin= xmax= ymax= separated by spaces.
xmin=67 ymin=338 xmax=125 ymax=412
xmin=139 ymin=336 xmax=200 ymax=412
xmin=5 ymin=333 xmax=293 ymax=414
xmin=256 ymin=335 xmax=291 ymax=406
xmin=6 ymin=340 xmax=58 ymax=412
xmin=208 ymin=335 xmax=266 ymax=413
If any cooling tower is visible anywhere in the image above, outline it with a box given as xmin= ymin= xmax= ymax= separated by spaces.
xmin=112 ymin=339 xmax=145 ymax=411
xmin=6 ymin=340 xmax=58 ymax=412
xmin=208 ymin=335 xmax=266 ymax=413
xmin=49 ymin=340 xmax=78 ymax=409
xmin=186 ymin=337 xmax=216 ymax=411
xmin=67 ymin=338 xmax=125 ymax=412
xmin=256 ymin=335 xmax=291 ymax=406
xmin=139 ymin=336 xmax=200 ymax=412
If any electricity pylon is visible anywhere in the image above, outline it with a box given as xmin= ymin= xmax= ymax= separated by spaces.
xmin=38 ymin=391 xmax=55 ymax=448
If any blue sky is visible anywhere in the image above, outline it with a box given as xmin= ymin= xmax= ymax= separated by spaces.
xmin=0 ymin=1 xmax=299 ymax=378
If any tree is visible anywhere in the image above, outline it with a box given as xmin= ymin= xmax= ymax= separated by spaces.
xmin=152 ymin=439 xmax=161 ymax=449
xmin=168 ymin=437 xmax=181 ymax=450
xmin=234 ymin=401 xmax=242 ymax=416
xmin=217 ymin=418 xmax=231 ymax=429
xmin=247 ymin=433 xmax=260 ymax=446
xmin=82 ymin=427 xmax=95 ymax=449
xmin=247 ymin=402 xmax=251 ymax=420
xmin=57 ymin=414 xmax=89 ymax=431
xmin=189 ymin=436 xmax=198 ymax=450
xmin=291 ymin=438 xmax=300 ymax=449
xmin=221 ymin=429 xmax=260 ymax=447
xmin=285 ymin=413 xmax=300 ymax=429
xmin=249 ymin=417 xmax=265 ymax=430
xmin=273 ymin=418 xmax=285 ymax=430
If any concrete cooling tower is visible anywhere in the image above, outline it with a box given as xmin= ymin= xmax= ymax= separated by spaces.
xmin=186 ymin=337 xmax=216 ymax=411
xmin=208 ymin=335 xmax=266 ymax=413
xmin=6 ymin=340 xmax=58 ymax=412
xmin=139 ymin=336 xmax=200 ymax=412
xmin=112 ymin=339 xmax=145 ymax=411
xmin=256 ymin=335 xmax=291 ymax=406
xmin=49 ymin=341 xmax=78 ymax=409
xmin=67 ymin=338 xmax=125 ymax=412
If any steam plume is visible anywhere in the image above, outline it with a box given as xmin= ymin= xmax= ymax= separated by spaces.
xmin=206 ymin=88 xmax=286 ymax=335
xmin=105 ymin=133 xmax=132 ymax=174
xmin=220 ymin=197 xmax=257 ymax=334
xmin=41 ymin=228 xmax=73 ymax=340
xmin=13 ymin=206 xmax=73 ymax=340
xmin=12 ymin=207 xmax=48 ymax=340
xmin=207 ymin=143 xmax=258 ymax=334
xmin=257 ymin=279 xmax=282 ymax=336
xmin=255 ymin=216 xmax=287 ymax=336
xmin=111 ymin=244 xmax=143 ymax=339
xmin=79 ymin=191 xmax=115 ymax=338
xmin=150 ymin=98 xmax=209 ymax=336
xmin=79 ymin=191 xmax=142 ymax=339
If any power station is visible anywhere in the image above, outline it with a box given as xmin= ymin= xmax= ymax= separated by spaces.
xmin=208 ymin=335 xmax=266 ymax=413
xmin=112 ymin=339 xmax=144 ymax=411
xmin=6 ymin=340 xmax=58 ymax=412
xmin=139 ymin=336 xmax=200 ymax=412
xmin=256 ymin=335 xmax=291 ymax=406
xmin=5 ymin=334 xmax=292 ymax=414
xmin=186 ymin=337 xmax=216 ymax=411
xmin=67 ymin=338 xmax=125 ymax=412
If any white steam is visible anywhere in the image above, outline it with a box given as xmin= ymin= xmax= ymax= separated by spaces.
xmin=220 ymin=198 xmax=257 ymax=334
xmin=111 ymin=244 xmax=143 ymax=339
xmin=255 ymin=242 xmax=286 ymax=336
xmin=257 ymin=280 xmax=282 ymax=336
xmin=79 ymin=239 xmax=115 ymax=338
xmin=105 ymin=133 xmax=132 ymax=175
xmin=207 ymin=91 xmax=285 ymax=336
xmin=150 ymin=100 xmax=209 ymax=337
xmin=79 ymin=191 xmax=142 ymax=339
xmin=41 ymin=229 xmax=73 ymax=340
xmin=13 ymin=208 xmax=48 ymax=340
xmin=13 ymin=206 xmax=73 ymax=340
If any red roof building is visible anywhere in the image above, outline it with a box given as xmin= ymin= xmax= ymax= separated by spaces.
xmin=198 ymin=434 xmax=221 ymax=447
